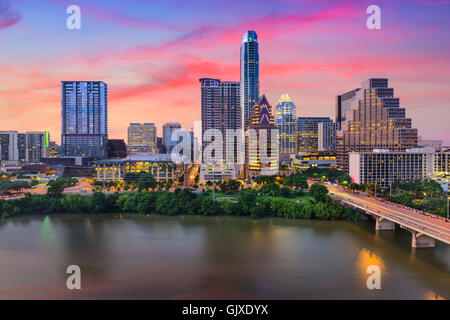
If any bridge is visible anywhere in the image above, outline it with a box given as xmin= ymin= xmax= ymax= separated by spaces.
xmin=329 ymin=185 xmax=450 ymax=248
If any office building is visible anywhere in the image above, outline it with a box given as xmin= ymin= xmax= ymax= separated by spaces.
xmin=275 ymin=94 xmax=297 ymax=154
xmin=61 ymin=81 xmax=108 ymax=158
xmin=240 ymin=30 xmax=259 ymax=130
xmin=335 ymin=88 xmax=360 ymax=128
xmin=337 ymin=78 xmax=418 ymax=173
xmin=199 ymin=78 xmax=241 ymax=163
xmin=127 ymin=123 xmax=157 ymax=155
xmin=292 ymin=152 xmax=337 ymax=171
xmin=245 ymin=95 xmax=278 ymax=180
xmin=0 ymin=131 xmax=19 ymax=164
xmin=0 ymin=131 xmax=48 ymax=164
xmin=318 ymin=121 xmax=337 ymax=152
xmin=297 ymin=117 xmax=332 ymax=153
xmin=162 ymin=122 xmax=182 ymax=154
xmin=349 ymin=147 xmax=450 ymax=189
xmin=24 ymin=131 xmax=49 ymax=163
xmin=93 ymin=154 xmax=176 ymax=182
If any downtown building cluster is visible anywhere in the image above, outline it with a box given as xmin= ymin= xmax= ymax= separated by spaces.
xmin=1 ymin=31 xmax=449 ymax=188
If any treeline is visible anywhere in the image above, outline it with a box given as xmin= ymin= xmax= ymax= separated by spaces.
xmin=0 ymin=187 xmax=360 ymax=221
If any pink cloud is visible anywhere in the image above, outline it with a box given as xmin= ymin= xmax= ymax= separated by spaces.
xmin=0 ymin=3 xmax=21 ymax=29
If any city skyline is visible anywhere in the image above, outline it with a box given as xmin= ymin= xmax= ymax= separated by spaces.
xmin=0 ymin=1 xmax=449 ymax=144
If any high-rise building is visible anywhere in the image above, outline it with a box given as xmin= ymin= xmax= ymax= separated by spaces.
xmin=240 ymin=31 xmax=259 ymax=130
xmin=335 ymin=88 xmax=360 ymax=129
xmin=61 ymin=81 xmax=108 ymax=158
xmin=297 ymin=117 xmax=332 ymax=153
xmin=337 ymin=78 xmax=418 ymax=172
xmin=0 ymin=131 xmax=48 ymax=164
xmin=163 ymin=122 xmax=182 ymax=154
xmin=245 ymin=95 xmax=278 ymax=180
xmin=318 ymin=121 xmax=337 ymax=152
xmin=24 ymin=131 xmax=49 ymax=163
xmin=275 ymin=94 xmax=297 ymax=154
xmin=199 ymin=78 xmax=241 ymax=162
xmin=127 ymin=123 xmax=157 ymax=154
xmin=0 ymin=131 xmax=18 ymax=163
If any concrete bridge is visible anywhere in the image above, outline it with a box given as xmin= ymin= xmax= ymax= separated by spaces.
xmin=329 ymin=187 xmax=450 ymax=248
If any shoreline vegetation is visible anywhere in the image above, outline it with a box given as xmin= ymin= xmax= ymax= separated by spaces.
xmin=0 ymin=185 xmax=361 ymax=222
xmin=2 ymin=167 xmax=447 ymax=222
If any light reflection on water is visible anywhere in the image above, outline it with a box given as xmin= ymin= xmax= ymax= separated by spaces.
xmin=0 ymin=214 xmax=448 ymax=299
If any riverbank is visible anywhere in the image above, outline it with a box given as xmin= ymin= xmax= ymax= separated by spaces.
xmin=0 ymin=188 xmax=361 ymax=221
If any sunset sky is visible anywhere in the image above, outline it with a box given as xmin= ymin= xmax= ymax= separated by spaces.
xmin=0 ymin=0 xmax=449 ymax=144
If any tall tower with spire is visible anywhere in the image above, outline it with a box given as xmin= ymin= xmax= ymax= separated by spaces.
xmin=240 ymin=30 xmax=259 ymax=131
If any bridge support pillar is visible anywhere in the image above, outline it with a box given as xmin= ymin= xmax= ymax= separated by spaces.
xmin=375 ymin=217 xmax=395 ymax=231
xmin=411 ymin=232 xmax=435 ymax=248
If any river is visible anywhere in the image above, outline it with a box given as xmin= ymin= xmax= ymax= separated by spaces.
xmin=0 ymin=214 xmax=449 ymax=299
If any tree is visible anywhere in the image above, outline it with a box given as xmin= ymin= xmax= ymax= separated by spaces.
xmin=349 ymin=183 xmax=360 ymax=192
xmin=47 ymin=180 xmax=65 ymax=196
xmin=309 ymin=183 xmax=329 ymax=203
xmin=137 ymin=172 xmax=157 ymax=191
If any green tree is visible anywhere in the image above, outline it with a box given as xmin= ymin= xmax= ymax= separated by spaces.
xmin=309 ymin=183 xmax=329 ymax=203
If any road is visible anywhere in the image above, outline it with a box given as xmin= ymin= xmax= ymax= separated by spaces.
xmin=328 ymin=184 xmax=450 ymax=244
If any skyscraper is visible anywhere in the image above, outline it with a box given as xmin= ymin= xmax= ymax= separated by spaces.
xmin=199 ymin=78 xmax=241 ymax=162
xmin=297 ymin=117 xmax=332 ymax=153
xmin=240 ymin=30 xmax=259 ymax=130
xmin=24 ymin=131 xmax=49 ymax=163
xmin=163 ymin=122 xmax=182 ymax=154
xmin=318 ymin=122 xmax=337 ymax=152
xmin=275 ymin=94 xmax=297 ymax=154
xmin=0 ymin=131 xmax=48 ymax=164
xmin=127 ymin=123 xmax=157 ymax=154
xmin=335 ymin=88 xmax=360 ymax=129
xmin=61 ymin=81 xmax=108 ymax=158
xmin=245 ymin=95 xmax=278 ymax=180
xmin=337 ymin=78 xmax=418 ymax=172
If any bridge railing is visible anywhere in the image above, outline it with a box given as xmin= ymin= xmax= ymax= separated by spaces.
xmin=337 ymin=197 xmax=450 ymax=244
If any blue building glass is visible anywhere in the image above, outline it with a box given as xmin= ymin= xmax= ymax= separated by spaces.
xmin=61 ymin=81 xmax=108 ymax=158
xmin=275 ymin=94 xmax=297 ymax=154
xmin=240 ymin=30 xmax=259 ymax=130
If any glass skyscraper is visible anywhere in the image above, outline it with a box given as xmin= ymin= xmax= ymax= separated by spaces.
xmin=297 ymin=117 xmax=332 ymax=153
xmin=275 ymin=94 xmax=297 ymax=154
xmin=240 ymin=30 xmax=259 ymax=130
xmin=61 ymin=81 xmax=108 ymax=158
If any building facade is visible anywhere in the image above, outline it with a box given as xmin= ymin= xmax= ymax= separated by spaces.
xmin=245 ymin=95 xmax=279 ymax=180
xmin=240 ymin=31 xmax=259 ymax=130
xmin=61 ymin=81 xmax=108 ymax=158
xmin=297 ymin=117 xmax=332 ymax=153
xmin=162 ymin=122 xmax=182 ymax=154
xmin=275 ymin=94 xmax=297 ymax=154
xmin=349 ymin=148 xmax=450 ymax=189
xmin=199 ymin=78 xmax=241 ymax=163
xmin=93 ymin=154 xmax=176 ymax=182
xmin=107 ymin=139 xmax=127 ymax=159
xmin=0 ymin=131 xmax=48 ymax=164
xmin=127 ymin=123 xmax=157 ymax=154
xmin=337 ymin=78 xmax=418 ymax=173
xmin=335 ymin=88 xmax=360 ymax=128
xmin=318 ymin=121 xmax=337 ymax=152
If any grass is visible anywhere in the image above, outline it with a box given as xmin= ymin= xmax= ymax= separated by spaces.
xmin=202 ymin=190 xmax=314 ymax=203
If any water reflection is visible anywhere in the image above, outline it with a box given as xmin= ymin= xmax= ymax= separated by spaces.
xmin=0 ymin=214 xmax=448 ymax=299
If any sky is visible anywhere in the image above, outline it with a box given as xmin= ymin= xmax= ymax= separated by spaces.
xmin=0 ymin=0 xmax=449 ymax=144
